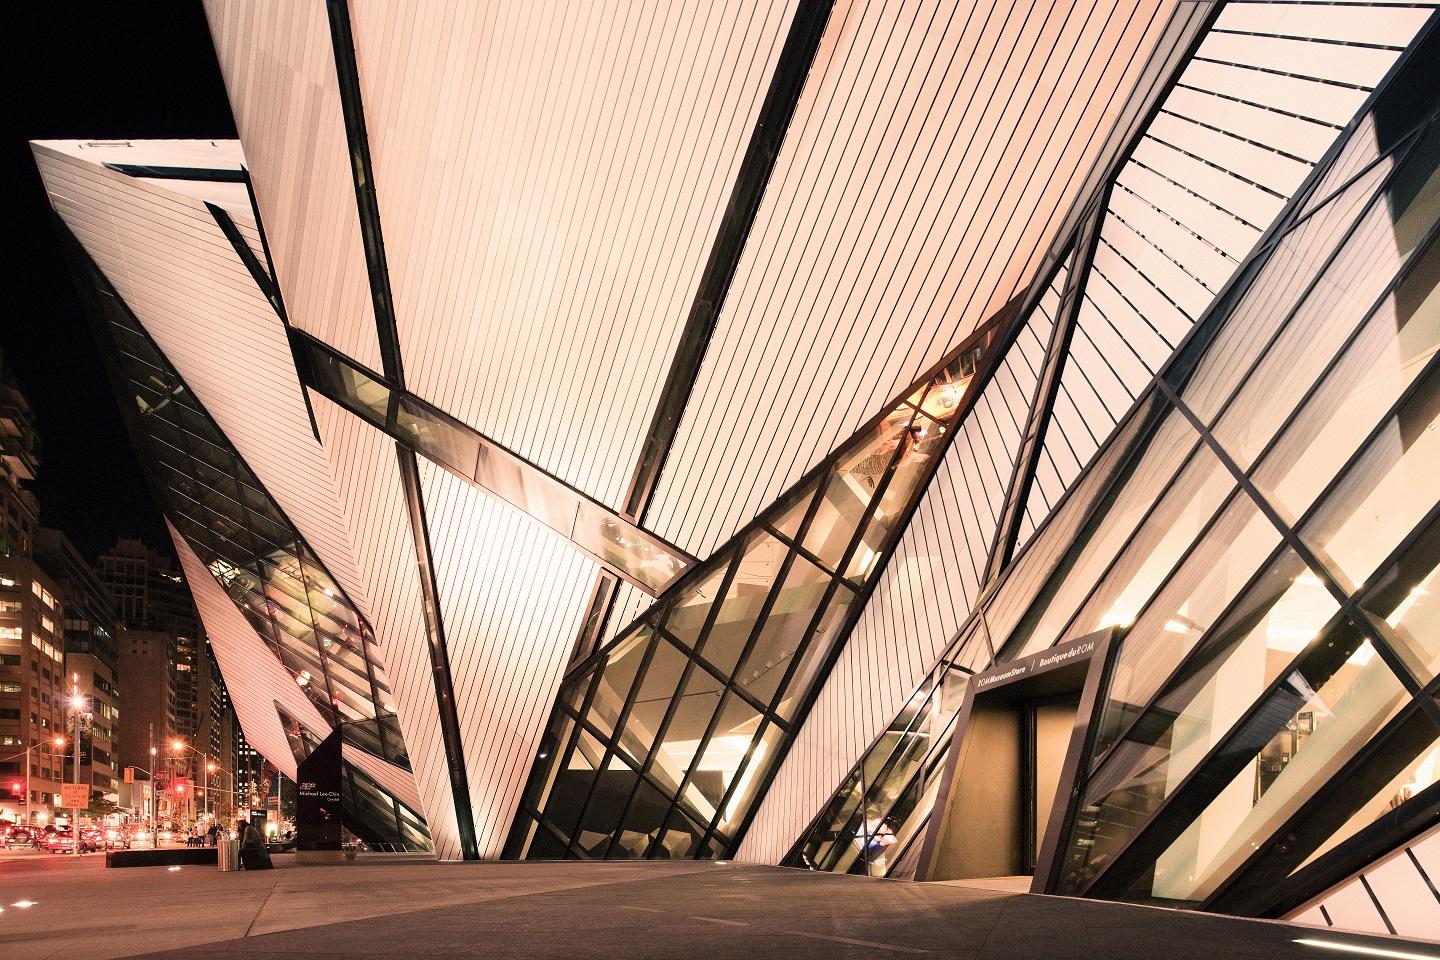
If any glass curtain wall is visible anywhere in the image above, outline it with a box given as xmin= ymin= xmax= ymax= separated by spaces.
xmin=785 ymin=620 xmax=985 ymax=877
xmin=503 ymin=328 xmax=995 ymax=861
xmin=59 ymin=226 xmax=413 ymax=778
xmin=788 ymin=26 xmax=1440 ymax=908
xmin=1060 ymin=72 xmax=1440 ymax=910
xmin=276 ymin=706 xmax=432 ymax=851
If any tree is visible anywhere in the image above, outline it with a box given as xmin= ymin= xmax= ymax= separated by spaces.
xmin=86 ymin=793 xmax=118 ymax=817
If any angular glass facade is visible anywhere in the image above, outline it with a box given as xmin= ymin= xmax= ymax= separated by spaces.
xmin=504 ymin=325 xmax=996 ymax=860
xmin=1064 ymin=76 xmax=1440 ymax=912
xmin=276 ymin=705 xmax=432 ymax=851
xmin=785 ymin=620 xmax=982 ymax=877
xmin=790 ymin=30 xmax=1440 ymax=920
xmin=58 ymin=224 xmax=422 ymax=826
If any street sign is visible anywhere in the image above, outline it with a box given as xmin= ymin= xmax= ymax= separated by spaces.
xmin=123 ymin=766 xmax=135 ymax=784
xmin=61 ymin=783 xmax=88 ymax=808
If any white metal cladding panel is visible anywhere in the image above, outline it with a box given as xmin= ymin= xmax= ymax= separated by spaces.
xmin=416 ymin=458 xmax=599 ymax=858
xmin=170 ymin=521 xmax=332 ymax=782
xmin=310 ymin=394 xmax=463 ymax=860
xmin=646 ymin=0 xmax=1179 ymax=558
xmin=737 ymin=293 xmax=1062 ymax=863
xmin=1016 ymin=0 xmax=1432 ymax=549
xmin=203 ymin=0 xmax=383 ymax=370
xmin=346 ymin=0 xmax=796 ymax=509
xmin=33 ymin=143 xmax=374 ymax=621
xmin=1289 ymin=822 xmax=1440 ymax=941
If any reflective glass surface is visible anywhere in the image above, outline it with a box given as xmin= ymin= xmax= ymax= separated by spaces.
xmin=1060 ymin=553 xmax=1341 ymax=892
xmin=506 ymin=325 xmax=998 ymax=860
xmin=1050 ymin=102 xmax=1440 ymax=909
xmin=1358 ymin=513 xmax=1440 ymax=682
xmin=1138 ymin=633 xmax=1408 ymax=903
xmin=61 ymin=228 xmax=426 ymax=848
xmin=74 ymin=240 xmax=408 ymax=768
xmin=1299 ymin=366 xmax=1440 ymax=592
xmin=292 ymin=332 xmax=692 ymax=596
xmin=786 ymin=621 xmax=983 ymax=877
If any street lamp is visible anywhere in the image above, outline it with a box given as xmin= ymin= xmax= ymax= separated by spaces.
xmin=170 ymin=739 xmax=221 ymax=829
xmin=49 ymin=735 xmax=64 ymax=830
xmin=67 ymin=683 xmax=89 ymax=857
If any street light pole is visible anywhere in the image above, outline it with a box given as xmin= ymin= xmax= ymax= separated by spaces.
xmin=148 ymin=723 xmax=157 ymax=847
xmin=71 ymin=678 xmax=84 ymax=858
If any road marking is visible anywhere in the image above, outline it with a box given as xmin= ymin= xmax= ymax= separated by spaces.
xmin=786 ymin=930 xmax=930 ymax=954
xmin=690 ymin=915 xmax=750 ymax=927
xmin=616 ymin=905 xmax=665 ymax=914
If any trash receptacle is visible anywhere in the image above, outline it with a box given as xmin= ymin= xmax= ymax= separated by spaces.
xmin=218 ymin=836 xmax=240 ymax=872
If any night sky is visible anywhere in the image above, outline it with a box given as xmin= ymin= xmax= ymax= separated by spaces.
xmin=2 ymin=2 xmax=235 ymax=561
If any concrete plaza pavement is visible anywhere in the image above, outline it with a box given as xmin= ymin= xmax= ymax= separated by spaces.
xmin=0 ymin=853 xmax=1431 ymax=959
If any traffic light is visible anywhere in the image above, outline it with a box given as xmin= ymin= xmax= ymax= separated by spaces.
xmin=8 ymin=781 xmax=22 ymax=804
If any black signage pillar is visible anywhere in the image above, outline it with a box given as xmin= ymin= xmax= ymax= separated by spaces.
xmin=296 ymin=728 xmax=343 ymax=853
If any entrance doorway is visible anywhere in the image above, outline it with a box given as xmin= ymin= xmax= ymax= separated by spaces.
xmin=1023 ymin=693 xmax=1081 ymax=873
xmin=914 ymin=631 xmax=1111 ymax=890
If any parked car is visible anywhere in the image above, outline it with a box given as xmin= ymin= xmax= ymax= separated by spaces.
xmin=44 ymin=828 xmax=75 ymax=853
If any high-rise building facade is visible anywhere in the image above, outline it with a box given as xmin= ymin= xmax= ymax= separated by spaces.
xmin=113 ymin=628 xmax=177 ymax=798
xmin=0 ymin=556 xmax=72 ymax=824
xmin=30 ymin=0 xmax=1440 ymax=941
xmin=0 ymin=354 xmax=39 ymax=560
xmin=35 ymin=528 xmax=122 ymax=803
xmin=98 ymin=538 xmax=200 ymax=639
xmin=97 ymin=536 xmax=227 ymax=810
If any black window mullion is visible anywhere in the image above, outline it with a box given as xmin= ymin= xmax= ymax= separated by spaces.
xmin=1204 ymin=699 xmax=1440 ymax=914
xmin=545 ymin=672 xmax=605 ymax=856
xmin=1277 ymin=113 xmax=1433 ymax=242
xmin=1084 ymin=533 xmax=1294 ymax=778
xmin=1225 ymin=193 xmax=1440 ymax=508
xmin=588 ymin=629 xmax=670 ymax=858
xmin=659 ymin=480 xmax=842 ymax=834
xmin=1169 ymin=128 xmax=1422 ymax=427
xmin=1080 ymin=607 xmax=1394 ymax=899
xmin=1157 ymin=380 xmax=1423 ymax=694
xmin=985 ymin=213 xmax=1101 ymax=583
xmin=655 ymin=623 xmax=778 ymax=721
